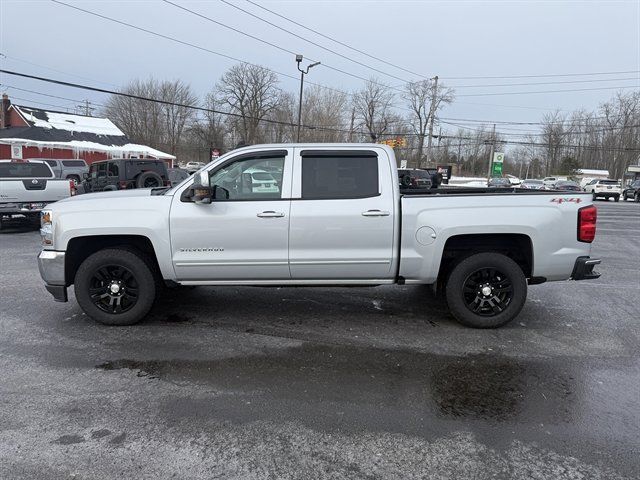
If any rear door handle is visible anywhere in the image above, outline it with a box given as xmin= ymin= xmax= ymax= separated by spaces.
xmin=361 ymin=209 xmax=390 ymax=217
xmin=257 ymin=211 xmax=285 ymax=218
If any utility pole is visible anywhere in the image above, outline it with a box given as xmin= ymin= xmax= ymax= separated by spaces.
xmin=486 ymin=123 xmax=496 ymax=183
xmin=348 ymin=107 xmax=355 ymax=142
xmin=77 ymin=99 xmax=94 ymax=116
xmin=424 ymin=75 xmax=438 ymax=167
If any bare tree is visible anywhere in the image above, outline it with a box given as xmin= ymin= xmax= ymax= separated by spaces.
xmin=187 ymin=92 xmax=227 ymax=159
xmin=105 ymin=78 xmax=197 ymax=155
xmin=353 ymin=78 xmax=395 ymax=142
xmin=217 ymin=64 xmax=280 ymax=144
xmin=299 ymin=85 xmax=348 ymax=142
xmin=404 ymin=79 xmax=454 ymax=165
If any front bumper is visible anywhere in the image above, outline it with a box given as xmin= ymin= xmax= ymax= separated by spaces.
xmin=571 ymin=256 xmax=601 ymax=280
xmin=38 ymin=250 xmax=68 ymax=302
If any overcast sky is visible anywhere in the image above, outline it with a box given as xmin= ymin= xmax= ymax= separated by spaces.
xmin=1 ymin=0 xmax=639 ymax=130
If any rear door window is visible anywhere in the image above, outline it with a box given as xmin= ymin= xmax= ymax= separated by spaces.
xmin=107 ymin=162 xmax=119 ymax=177
xmin=301 ymin=152 xmax=379 ymax=199
xmin=0 ymin=162 xmax=53 ymax=178
xmin=61 ymin=160 xmax=86 ymax=167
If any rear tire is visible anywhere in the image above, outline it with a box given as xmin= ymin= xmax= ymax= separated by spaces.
xmin=74 ymin=248 xmax=157 ymax=326
xmin=614 ymin=195 xmax=620 ymax=202
xmin=445 ymin=252 xmax=527 ymax=328
xmin=635 ymin=193 xmax=640 ymax=203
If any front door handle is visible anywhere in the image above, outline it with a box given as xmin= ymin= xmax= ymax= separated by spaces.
xmin=361 ymin=209 xmax=390 ymax=217
xmin=257 ymin=211 xmax=285 ymax=218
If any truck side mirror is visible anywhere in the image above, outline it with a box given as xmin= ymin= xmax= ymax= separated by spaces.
xmin=192 ymin=171 xmax=212 ymax=204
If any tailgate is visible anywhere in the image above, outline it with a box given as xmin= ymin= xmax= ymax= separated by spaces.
xmin=0 ymin=179 xmax=71 ymax=203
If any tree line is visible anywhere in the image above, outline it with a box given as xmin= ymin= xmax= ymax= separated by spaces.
xmin=104 ymin=63 xmax=639 ymax=179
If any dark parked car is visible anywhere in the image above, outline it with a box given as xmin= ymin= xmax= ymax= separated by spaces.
xmin=553 ymin=180 xmax=582 ymax=191
xmin=398 ymin=168 xmax=442 ymax=189
xmin=81 ymin=159 xmax=169 ymax=193
xmin=168 ymin=167 xmax=190 ymax=186
xmin=622 ymin=180 xmax=640 ymax=202
xmin=487 ymin=177 xmax=512 ymax=188
xmin=399 ymin=168 xmax=431 ymax=189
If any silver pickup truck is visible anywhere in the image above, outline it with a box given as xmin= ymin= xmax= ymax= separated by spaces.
xmin=37 ymin=144 xmax=601 ymax=328
xmin=0 ymin=160 xmax=75 ymax=227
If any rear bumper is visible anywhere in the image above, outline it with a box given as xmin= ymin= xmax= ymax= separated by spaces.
xmin=0 ymin=202 xmax=50 ymax=215
xmin=38 ymin=250 xmax=68 ymax=302
xmin=571 ymin=256 xmax=601 ymax=280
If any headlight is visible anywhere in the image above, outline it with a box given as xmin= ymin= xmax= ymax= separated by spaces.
xmin=40 ymin=210 xmax=53 ymax=247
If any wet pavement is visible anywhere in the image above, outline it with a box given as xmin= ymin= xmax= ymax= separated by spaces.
xmin=0 ymin=200 xmax=638 ymax=479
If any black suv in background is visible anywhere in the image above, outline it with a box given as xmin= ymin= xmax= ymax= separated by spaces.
xmin=622 ymin=180 xmax=640 ymax=202
xmin=80 ymin=159 xmax=169 ymax=193
xmin=398 ymin=168 xmax=442 ymax=189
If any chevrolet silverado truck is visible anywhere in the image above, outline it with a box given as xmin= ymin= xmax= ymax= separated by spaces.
xmin=37 ymin=144 xmax=601 ymax=328
xmin=0 ymin=160 xmax=75 ymax=228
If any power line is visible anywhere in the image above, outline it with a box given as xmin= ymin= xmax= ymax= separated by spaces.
xmin=242 ymin=0 xmax=430 ymax=80
xmin=0 ymin=68 xmax=354 ymax=135
xmin=441 ymin=70 xmax=640 ymax=80
xmin=3 ymin=70 xmax=637 ymax=152
xmin=1 ymin=54 xmax=122 ymax=88
xmin=457 ymin=85 xmax=639 ymax=97
xmin=48 ymin=0 xmax=382 ymax=101
xmin=214 ymin=0 xmax=410 ymax=85
xmin=448 ymin=76 xmax=640 ymax=89
xmin=4 ymin=95 xmax=76 ymax=112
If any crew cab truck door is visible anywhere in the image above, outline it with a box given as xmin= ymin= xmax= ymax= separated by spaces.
xmin=289 ymin=148 xmax=397 ymax=280
xmin=170 ymin=149 xmax=292 ymax=281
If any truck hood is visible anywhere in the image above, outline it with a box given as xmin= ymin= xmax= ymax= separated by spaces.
xmin=56 ymin=188 xmax=155 ymax=203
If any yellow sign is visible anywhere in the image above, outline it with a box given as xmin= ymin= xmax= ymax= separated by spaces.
xmin=379 ymin=137 xmax=407 ymax=148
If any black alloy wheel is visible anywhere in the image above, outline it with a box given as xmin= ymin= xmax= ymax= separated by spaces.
xmin=89 ymin=265 xmax=139 ymax=314
xmin=445 ymin=252 xmax=527 ymax=328
xmin=74 ymin=248 xmax=157 ymax=325
xmin=462 ymin=267 xmax=513 ymax=316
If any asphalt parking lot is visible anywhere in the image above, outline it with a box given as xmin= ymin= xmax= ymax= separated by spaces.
xmin=0 ymin=200 xmax=638 ymax=479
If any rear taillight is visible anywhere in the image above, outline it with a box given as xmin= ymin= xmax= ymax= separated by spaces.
xmin=69 ymin=179 xmax=77 ymax=196
xmin=578 ymin=205 xmax=597 ymax=243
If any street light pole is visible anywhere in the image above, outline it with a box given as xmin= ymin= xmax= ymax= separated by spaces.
xmin=295 ymin=55 xmax=320 ymax=142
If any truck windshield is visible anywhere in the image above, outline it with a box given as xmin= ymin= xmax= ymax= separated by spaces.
xmin=0 ymin=162 xmax=53 ymax=178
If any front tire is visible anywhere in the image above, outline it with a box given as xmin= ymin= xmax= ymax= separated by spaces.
xmin=74 ymin=248 xmax=157 ymax=326
xmin=445 ymin=252 xmax=527 ymax=328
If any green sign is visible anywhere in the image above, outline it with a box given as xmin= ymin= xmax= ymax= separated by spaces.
xmin=492 ymin=162 xmax=503 ymax=176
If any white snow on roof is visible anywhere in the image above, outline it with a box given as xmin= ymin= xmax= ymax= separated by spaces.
xmin=575 ymin=169 xmax=609 ymax=176
xmin=14 ymin=105 xmax=125 ymax=136
xmin=0 ymin=138 xmax=175 ymax=160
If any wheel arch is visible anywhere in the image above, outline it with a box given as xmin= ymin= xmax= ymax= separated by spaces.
xmin=436 ymin=233 xmax=533 ymax=290
xmin=65 ymin=235 xmax=162 ymax=286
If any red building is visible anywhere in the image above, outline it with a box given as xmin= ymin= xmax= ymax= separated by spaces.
xmin=0 ymin=94 xmax=175 ymax=165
